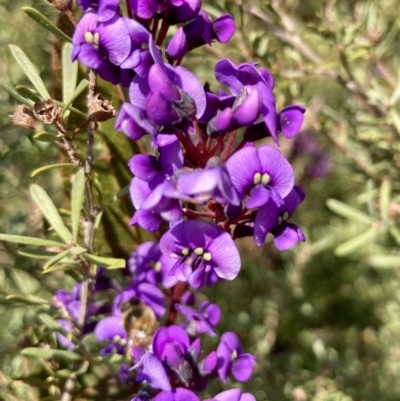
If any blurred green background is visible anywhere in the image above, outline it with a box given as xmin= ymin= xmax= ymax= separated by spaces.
xmin=2 ymin=0 xmax=400 ymax=400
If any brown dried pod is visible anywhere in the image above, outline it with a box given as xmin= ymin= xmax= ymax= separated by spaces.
xmin=10 ymin=105 xmax=41 ymax=131
xmin=33 ymin=99 xmax=62 ymax=125
xmin=88 ymin=94 xmax=117 ymax=122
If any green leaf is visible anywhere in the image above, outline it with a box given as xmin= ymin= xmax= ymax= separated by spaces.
xmin=71 ymin=170 xmax=85 ymax=242
xmin=62 ymin=43 xmax=78 ymax=119
xmin=61 ymin=79 xmax=89 ymax=118
xmin=379 ymin=178 xmax=391 ymax=222
xmin=39 ymin=313 xmax=62 ymax=331
xmin=33 ymin=132 xmax=60 ymax=142
xmin=84 ymin=253 xmax=126 ymax=269
xmin=5 ymin=295 xmax=50 ymax=306
xmin=367 ymin=254 xmax=400 ymax=269
xmin=43 ymin=249 xmax=71 ymax=271
xmin=30 ymin=184 xmax=72 ymax=244
xmin=21 ymin=348 xmax=82 ymax=363
xmin=9 ymin=45 xmax=51 ymax=99
xmin=334 ymin=228 xmax=375 ymax=257
xmin=0 ymin=233 xmax=66 ymax=248
xmin=18 ymin=248 xmax=59 ymax=259
xmin=31 ymin=163 xmax=74 ymax=177
xmin=22 ymin=7 xmax=72 ymax=43
xmin=0 ymin=83 xmax=34 ymax=107
xmin=15 ymin=85 xmax=41 ymax=102
xmin=326 ymin=199 xmax=372 ymax=225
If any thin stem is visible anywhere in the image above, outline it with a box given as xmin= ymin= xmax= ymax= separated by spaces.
xmin=183 ymin=208 xmax=216 ymax=219
xmin=192 ymin=119 xmax=205 ymax=151
xmin=151 ymin=18 xmax=159 ymax=39
xmin=126 ymin=0 xmax=133 ymax=18
xmin=221 ymin=130 xmax=237 ymax=161
xmin=156 ymin=19 xmax=170 ymax=46
xmin=60 ymin=374 xmax=77 ymax=401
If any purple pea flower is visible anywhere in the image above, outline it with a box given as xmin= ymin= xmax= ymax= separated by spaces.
xmin=72 ymin=12 xmax=131 ymax=70
xmin=56 ymin=319 xmax=76 ymax=350
xmin=217 ymin=332 xmax=256 ymax=383
xmin=77 ymin=0 xmax=120 ymax=22
xmin=176 ymin=157 xmax=240 ymax=205
xmin=175 ymin=301 xmax=221 ymax=337
xmin=128 ymin=241 xmax=178 ymax=289
xmin=226 ymin=144 xmax=294 ymax=208
xmin=154 ymin=388 xmax=200 ymax=401
xmin=167 ymin=12 xmax=235 ymax=60
xmin=94 ymin=315 xmax=128 ymax=354
xmin=215 ymin=59 xmax=278 ymax=142
xmin=160 ymin=220 xmax=241 ymax=289
xmin=254 ymin=186 xmax=306 ymax=250
xmin=204 ymin=389 xmax=256 ymax=401
xmin=133 ymin=352 xmax=172 ymax=391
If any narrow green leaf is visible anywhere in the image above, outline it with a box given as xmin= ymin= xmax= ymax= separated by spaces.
xmin=61 ymin=79 xmax=89 ymax=118
xmin=367 ymin=254 xmax=400 ymax=269
xmin=22 ymin=7 xmax=72 ymax=43
xmin=71 ymin=170 xmax=85 ymax=242
xmin=84 ymin=253 xmax=126 ymax=269
xmin=334 ymin=228 xmax=375 ymax=257
xmin=43 ymin=249 xmax=71 ymax=271
xmin=18 ymin=248 xmax=59 ymax=259
xmin=21 ymin=348 xmax=82 ymax=363
xmin=9 ymin=45 xmax=51 ymax=99
xmin=30 ymin=184 xmax=72 ymax=243
xmin=379 ymin=178 xmax=391 ymax=222
xmin=33 ymin=132 xmax=60 ymax=142
xmin=42 ymin=264 xmax=76 ymax=273
xmin=0 ymin=233 xmax=66 ymax=248
xmin=62 ymin=43 xmax=78 ymax=119
xmin=31 ymin=163 xmax=74 ymax=177
xmin=15 ymin=85 xmax=41 ymax=102
xmin=326 ymin=199 xmax=372 ymax=225
xmin=5 ymin=295 xmax=50 ymax=306
xmin=0 ymin=83 xmax=34 ymax=106
xmin=39 ymin=314 xmax=62 ymax=331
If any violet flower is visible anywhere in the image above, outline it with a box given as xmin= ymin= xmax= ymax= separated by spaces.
xmin=175 ymin=301 xmax=221 ymax=337
xmin=204 ymin=389 xmax=256 ymax=401
xmin=217 ymin=332 xmax=256 ymax=383
xmin=94 ymin=316 xmax=128 ymax=354
xmin=72 ymin=12 xmax=131 ymax=70
xmin=128 ymin=241 xmax=178 ymax=289
xmin=254 ymin=186 xmax=306 ymax=250
xmin=226 ymin=144 xmax=294 ymax=208
xmin=78 ymin=0 xmax=120 ymax=22
xmin=160 ymin=220 xmax=241 ymax=289
xmin=154 ymin=388 xmax=200 ymax=401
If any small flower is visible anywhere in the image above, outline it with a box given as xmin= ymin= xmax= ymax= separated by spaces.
xmin=204 ymin=389 xmax=256 ymax=401
xmin=226 ymin=144 xmax=294 ymax=208
xmin=160 ymin=220 xmax=241 ymax=289
xmin=254 ymin=186 xmax=306 ymax=250
xmin=217 ymin=332 xmax=256 ymax=383
xmin=154 ymin=388 xmax=200 ymax=401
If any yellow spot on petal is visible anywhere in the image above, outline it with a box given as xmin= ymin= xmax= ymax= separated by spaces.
xmin=154 ymin=261 xmax=162 ymax=272
xmin=85 ymin=31 xmax=94 ymax=44
xmin=182 ymin=248 xmax=190 ymax=256
xmin=203 ymin=252 xmax=212 ymax=261
xmin=282 ymin=211 xmax=289 ymax=221
xmin=113 ymin=335 xmax=121 ymax=342
xmin=194 ymin=247 xmax=204 ymax=255
xmin=253 ymin=172 xmax=261 ymax=185
xmin=93 ymin=32 xmax=100 ymax=45
xmin=261 ymin=173 xmax=271 ymax=185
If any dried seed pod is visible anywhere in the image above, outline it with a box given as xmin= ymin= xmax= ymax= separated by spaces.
xmin=10 ymin=105 xmax=41 ymax=131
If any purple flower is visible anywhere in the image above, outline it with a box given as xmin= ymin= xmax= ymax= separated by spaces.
xmin=217 ymin=332 xmax=256 ymax=383
xmin=226 ymin=144 xmax=294 ymax=208
xmin=176 ymin=157 xmax=240 ymax=205
xmin=254 ymin=186 xmax=306 ymax=250
xmin=78 ymin=0 xmax=120 ymax=22
xmin=204 ymin=389 xmax=256 ymax=401
xmin=94 ymin=316 xmax=128 ymax=354
xmin=56 ymin=319 xmax=76 ymax=350
xmin=175 ymin=301 xmax=221 ymax=336
xmin=167 ymin=12 xmax=235 ymax=60
xmin=72 ymin=12 xmax=131 ymax=69
xmin=128 ymin=241 xmax=178 ymax=289
xmin=133 ymin=352 xmax=172 ymax=391
xmin=160 ymin=220 xmax=241 ymax=289
xmin=215 ymin=59 xmax=278 ymax=142
xmin=154 ymin=388 xmax=200 ymax=401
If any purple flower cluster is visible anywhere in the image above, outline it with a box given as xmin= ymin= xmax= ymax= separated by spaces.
xmin=70 ymin=0 xmax=308 ymax=399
